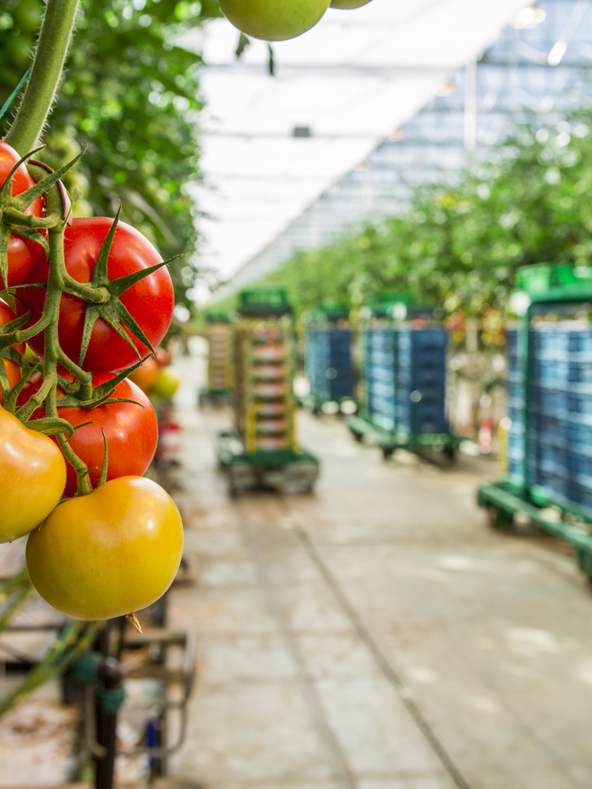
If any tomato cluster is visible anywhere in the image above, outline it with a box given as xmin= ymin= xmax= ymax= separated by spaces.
xmin=0 ymin=140 xmax=183 ymax=622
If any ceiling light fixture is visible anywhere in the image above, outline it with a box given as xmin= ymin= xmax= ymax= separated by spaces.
xmin=512 ymin=6 xmax=546 ymax=30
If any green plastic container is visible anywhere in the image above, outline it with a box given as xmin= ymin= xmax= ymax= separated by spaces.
xmin=516 ymin=263 xmax=592 ymax=295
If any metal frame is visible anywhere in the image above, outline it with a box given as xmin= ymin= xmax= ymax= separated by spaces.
xmin=478 ymin=271 xmax=592 ymax=577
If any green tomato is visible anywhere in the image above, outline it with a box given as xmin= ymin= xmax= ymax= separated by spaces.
xmin=6 ymin=34 xmax=32 ymax=70
xmin=153 ymin=366 xmax=180 ymax=399
xmin=331 ymin=0 xmax=372 ymax=7
xmin=219 ymin=0 xmax=331 ymax=41
xmin=13 ymin=0 xmax=43 ymax=34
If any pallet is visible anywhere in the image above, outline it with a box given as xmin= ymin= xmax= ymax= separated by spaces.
xmin=217 ymin=430 xmax=319 ymax=495
xmin=346 ymin=413 xmax=460 ymax=459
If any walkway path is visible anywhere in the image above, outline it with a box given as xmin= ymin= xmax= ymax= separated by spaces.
xmin=168 ymin=389 xmax=592 ymax=789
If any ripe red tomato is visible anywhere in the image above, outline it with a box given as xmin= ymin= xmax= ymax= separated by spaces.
xmin=26 ymin=476 xmax=184 ymax=620
xmin=0 ymin=299 xmax=25 ymax=400
xmin=154 ymin=347 xmax=170 ymax=367
xmin=17 ymin=218 xmax=174 ymax=372
xmin=19 ymin=370 xmax=158 ymax=497
xmin=0 ymin=141 xmax=45 ymax=288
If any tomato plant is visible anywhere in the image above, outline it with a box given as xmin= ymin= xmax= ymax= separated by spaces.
xmin=0 ymin=407 xmax=67 ymax=543
xmin=17 ymin=217 xmax=174 ymax=372
xmin=26 ymin=476 xmax=184 ymax=620
xmin=20 ymin=370 xmax=158 ymax=497
xmin=0 ymin=140 xmax=45 ymax=288
xmin=219 ymin=0 xmax=331 ymax=41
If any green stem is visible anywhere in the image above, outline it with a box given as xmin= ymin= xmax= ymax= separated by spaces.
xmin=4 ymin=0 xmax=81 ymax=155
xmin=42 ymin=227 xmax=93 ymax=497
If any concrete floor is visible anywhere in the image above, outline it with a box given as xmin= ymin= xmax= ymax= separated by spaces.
xmin=165 ymin=385 xmax=592 ymax=789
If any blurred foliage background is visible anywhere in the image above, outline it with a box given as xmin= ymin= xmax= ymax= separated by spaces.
xmin=0 ymin=0 xmax=223 ymax=316
xmin=209 ymin=119 xmax=592 ymax=326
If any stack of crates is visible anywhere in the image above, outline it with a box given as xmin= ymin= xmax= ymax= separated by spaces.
xmin=363 ymin=322 xmax=448 ymax=436
xmin=233 ymin=290 xmax=296 ymax=455
xmin=506 ymin=321 xmax=592 ymax=513
xmin=305 ymin=306 xmax=355 ymax=407
xmin=206 ymin=316 xmax=233 ymax=393
xmin=396 ymin=328 xmax=448 ymax=434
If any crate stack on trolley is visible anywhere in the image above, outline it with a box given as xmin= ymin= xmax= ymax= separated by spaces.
xmin=217 ymin=289 xmax=319 ymax=494
xmin=304 ymin=303 xmax=355 ymax=413
xmin=200 ymin=314 xmax=233 ymax=404
xmin=347 ymin=296 xmax=458 ymax=459
xmin=479 ymin=264 xmax=592 ymax=579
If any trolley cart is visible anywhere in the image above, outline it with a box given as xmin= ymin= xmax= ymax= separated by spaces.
xmin=303 ymin=302 xmax=356 ymax=414
xmin=346 ymin=297 xmax=460 ymax=459
xmin=198 ymin=314 xmax=233 ymax=405
xmin=217 ymin=288 xmax=319 ymax=494
xmin=478 ymin=263 xmax=592 ymax=579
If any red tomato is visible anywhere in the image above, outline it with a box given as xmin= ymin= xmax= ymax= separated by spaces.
xmin=19 ymin=370 xmax=158 ymax=497
xmin=0 ymin=299 xmax=25 ymax=401
xmin=154 ymin=347 xmax=170 ymax=367
xmin=17 ymin=218 xmax=174 ymax=372
xmin=0 ymin=141 xmax=45 ymax=288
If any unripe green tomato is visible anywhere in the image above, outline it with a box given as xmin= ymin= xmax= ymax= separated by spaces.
xmin=6 ymin=35 xmax=32 ymax=71
xmin=153 ymin=366 xmax=180 ymax=399
xmin=219 ymin=0 xmax=331 ymax=41
xmin=13 ymin=0 xmax=43 ymax=34
xmin=331 ymin=0 xmax=373 ymax=7
xmin=26 ymin=476 xmax=184 ymax=620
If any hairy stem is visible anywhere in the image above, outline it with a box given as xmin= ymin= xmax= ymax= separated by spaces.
xmin=4 ymin=0 xmax=81 ymax=155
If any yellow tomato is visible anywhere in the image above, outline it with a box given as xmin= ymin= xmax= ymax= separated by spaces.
xmin=128 ymin=355 xmax=159 ymax=394
xmin=0 ymin=407 xmax=67 ymax=543
xmin=219 ymin=0 xmax=330 ymax=41
xmin=26 ymin=476 xmax=184 ymax=620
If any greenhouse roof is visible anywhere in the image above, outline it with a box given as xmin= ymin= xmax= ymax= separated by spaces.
xmin=183 ymin=0 xmax=531 ymax=297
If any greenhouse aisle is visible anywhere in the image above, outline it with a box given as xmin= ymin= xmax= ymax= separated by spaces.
xmin=167 ymin=351 xmax=592 ymax=789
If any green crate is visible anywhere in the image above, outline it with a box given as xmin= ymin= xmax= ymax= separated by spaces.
xmin=516 ymin=263 xmax=592 ymax=295
xmin=238 ymin=288 xmax=291 ymax=315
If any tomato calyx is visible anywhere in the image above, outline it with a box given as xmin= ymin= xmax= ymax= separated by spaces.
xmin=76 ymin=206 xmax=180 ymax=367
xmin=0 ymin=145 xmax=86 ymax=288
xmin=51 ymin=355 xmax=149 ymax=410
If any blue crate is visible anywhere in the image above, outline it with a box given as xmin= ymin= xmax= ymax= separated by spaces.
xmin=369 ymin=365 xmax=394 ymax=384
xmin=567 ymin=482 xmax=592 ymax=513
xmin=369 ymin=349 xmax=394 ymax=367
xmin=306 ymin=327 xmax=355 ymax=401
xmin=569 ymin=330 xmax=592 ymax=354
xmin=570 ymin=360 xmax=592 ymax=384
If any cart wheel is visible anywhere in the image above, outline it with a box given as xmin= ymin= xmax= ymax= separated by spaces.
xmin=351 ymin=430 xmax=363 ymax=443
xmin=381 ymin=447 xmax=394 ymax=460
xmin=486 ymin=507 xmax=513 ymax=532
xmin=312 ymin=406 xmax=321 ymax=417
xmin=443 ymin=445 xmax=456 ymax=461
